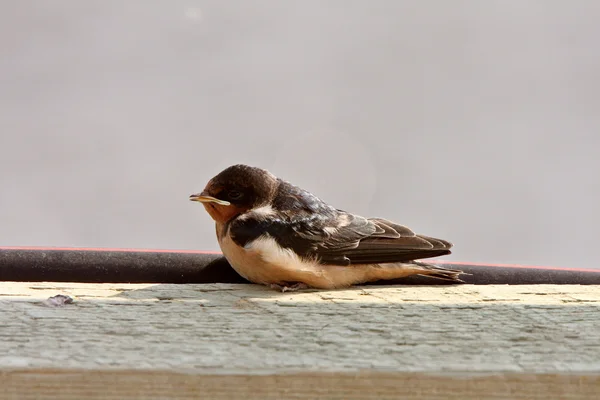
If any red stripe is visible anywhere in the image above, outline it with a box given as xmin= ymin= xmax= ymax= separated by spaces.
xmin=0 ymin=246 xmax=221 ymax=255
xmin=438 ymin=260 xmax=597 ymax=273
xmin=0 ymin=246 xmax=597 ymax=273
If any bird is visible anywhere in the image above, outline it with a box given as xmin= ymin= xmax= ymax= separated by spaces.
xmin=190 ymin=164 xmax=463 ymax=291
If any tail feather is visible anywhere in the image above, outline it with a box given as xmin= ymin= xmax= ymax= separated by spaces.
xmin=412 ymin=261 xmax=466 ymax=283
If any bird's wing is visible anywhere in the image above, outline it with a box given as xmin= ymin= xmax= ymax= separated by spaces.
xmin=316 ymin=216 xmax=452 ymax=265
xmin=228 ymin=210 xmax=452 ymax=266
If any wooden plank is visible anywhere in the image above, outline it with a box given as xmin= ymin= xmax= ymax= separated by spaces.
xmin=1 ymin=369 xmax=598 ymax=400
xmin=1 ymin=283 xmax=599 ymax=399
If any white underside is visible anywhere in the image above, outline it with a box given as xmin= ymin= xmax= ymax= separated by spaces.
xmin=219 ymin=234 xmax=429 ymax=289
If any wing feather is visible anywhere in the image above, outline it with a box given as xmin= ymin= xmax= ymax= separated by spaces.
xmin=229 ymin=208 xmax=452 ymax=267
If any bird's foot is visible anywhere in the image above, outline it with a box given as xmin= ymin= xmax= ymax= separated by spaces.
xmin=269 ymin=282 xmax=309 ymax=292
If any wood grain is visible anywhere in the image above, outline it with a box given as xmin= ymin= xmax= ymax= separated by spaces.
xmin=2 ymin=369 xmax=598 ymax=400
xmin=1 ymin=283 xmax=599 ymax=399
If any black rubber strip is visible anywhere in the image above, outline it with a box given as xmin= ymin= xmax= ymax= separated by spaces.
xmin=1 ymin=247 xmax=599 ymax=285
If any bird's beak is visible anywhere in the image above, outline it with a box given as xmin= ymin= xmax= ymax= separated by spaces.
xmin=189 ymin=193 xmax=231 ymax=206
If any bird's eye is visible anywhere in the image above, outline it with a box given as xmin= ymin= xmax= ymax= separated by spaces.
xmin=227 ymin=190 xmax=243 ymax=200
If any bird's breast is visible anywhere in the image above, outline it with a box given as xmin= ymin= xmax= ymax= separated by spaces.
xmin=217 ymin=229 xmax=306 ymax=285
xmin=216 ymin=227 xmax=374 ymax=289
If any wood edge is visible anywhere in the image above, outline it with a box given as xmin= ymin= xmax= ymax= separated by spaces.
xmin=1 ymin=368 xmax=598 ymax=400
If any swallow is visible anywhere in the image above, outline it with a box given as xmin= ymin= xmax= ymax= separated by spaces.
xmin=190 ymin=164 xmax=463 ymax=291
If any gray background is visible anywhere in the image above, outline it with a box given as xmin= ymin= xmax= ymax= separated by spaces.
xmin=1 ymin=1 xmax=599 ymax=269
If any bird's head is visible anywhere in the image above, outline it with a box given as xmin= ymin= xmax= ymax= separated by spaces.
xmin=190 ymin=164 xmax=278 ymax=223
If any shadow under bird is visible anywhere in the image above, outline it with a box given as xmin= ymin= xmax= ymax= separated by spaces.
xmin=190 ymin=164 xmax=463 ymax=291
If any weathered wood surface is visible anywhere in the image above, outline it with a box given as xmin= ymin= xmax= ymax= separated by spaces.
xmin=1 ymin=282 xmax=599 ymax=399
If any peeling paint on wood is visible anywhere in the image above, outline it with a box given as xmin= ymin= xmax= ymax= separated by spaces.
xmin=1 ymin=283 xmax=599 ymax=399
